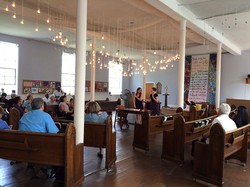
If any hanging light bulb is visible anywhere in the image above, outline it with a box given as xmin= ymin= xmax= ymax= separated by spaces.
xmin=12 ymin=1 xmax=15 ymax=7
xmin=101 ymin=35 xmax=104 ymax=40
xmin=37 ymin=8 xmax=40 ymax=14
xmin=12 ymin=12 xmax=16 ymax=19
xmin=20 ymin=0 xmax=24 ymax=25
xmin=46 ymin=18 xmax=50 ymax=23
xmin=5 ymin=5 xmax=9 ymax=11
xmin=35 ymin=27 xmax=39 ymax=32
xmin=48 ymin=27 xmax=52 ymax=31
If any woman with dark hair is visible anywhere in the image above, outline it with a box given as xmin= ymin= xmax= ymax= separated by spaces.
xmin=233 ymin=105 xmax=249 ymax=128
xmin=149 ymin=87 xmax=160 ymax=115
xmin=59 ymin=96 xmax=73 ymax=118
xmin=13 ymin=96 xmax=27 ymax=117
xmin=134 ymin=87 xmax=143 ymax=109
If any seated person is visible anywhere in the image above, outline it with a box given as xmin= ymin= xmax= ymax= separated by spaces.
xmin=192 ymin=103 xmax=237 ymax=156
xmin=233 ymin=105 xmax=249 ymax=128
xmin=202 ymin=103 xmax=237 ymax=140
xmin=85 ymin=101 xmax=108 ymax=123
xmin=13 ymin=96 xmax=27 ymax=117
xmin=0 ymin=93 xmax=8 ymax=107
xmin=0 ymin=106 xmax=10 ymax=130
xmin=58 ymin=96 xmax=73 ymax=119
xmin=7 ymin=93 xmax=16 ymax=111
xmin=19 ymin=97 xmax=59 ymax=133
xmin=47 ymin=94 xmax=58 ymax=105
xmin=22 ymin=94 xmax=33 ymax=112
xmin=43 ymin=93 xmax=50 ymax=103
xmin=85 ymin=101 xmax=108 ymax=158
xmin=18 ymin=98 xmax=59 ymax=177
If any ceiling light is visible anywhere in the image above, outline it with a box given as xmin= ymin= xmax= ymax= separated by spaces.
xmin=12 ymin=13 xmax=16 ymax=19
xmin=20 ymin=20 xmax=24 ymax=24
xmin=5 ymin=6 xmax=8 ymax=11
xmin=46 ymin=19 xmax=50 ymax=23
xmin=35 ymin=27 xmax=39 ymax=32
xmin=48 ymin=27 xmax=52 ymax=31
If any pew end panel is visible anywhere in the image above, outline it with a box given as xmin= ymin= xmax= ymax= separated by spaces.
xmin=0 ymin=124 xmax=84 ymax=187
xmin=133 ymin=111 xmax=150 ymax=151
xmin=84 ymin=116 xmax=116 ymax=171
xmin=193 ymin=123 xmax=250 ymax=186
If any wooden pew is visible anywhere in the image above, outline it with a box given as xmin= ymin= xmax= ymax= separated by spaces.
xmin=44 ymin=104 xmax=60 ymax=117
xmin=0 ymin=124 xmax=84 ymax=187
xmin=133 ymin=111 xmax=182 ymax=151
xmin=84 ymin=116 xmax=116 ymax=171
xmin=161 ymin=115 xmax=217 ymax=164
xmin=193 ymin=123 xmax=250 ymax=186
xmin=8 ymin=107 xmax=20 ymax=130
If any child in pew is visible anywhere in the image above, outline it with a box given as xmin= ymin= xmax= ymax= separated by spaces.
xmin=0 ymin=106 xmax=11 ymax=130
xmin=85 ymin=101 xmax=108 ymax=158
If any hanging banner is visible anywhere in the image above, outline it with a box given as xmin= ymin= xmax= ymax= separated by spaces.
xmin=188 ymin=55 xmax=209 ymax=102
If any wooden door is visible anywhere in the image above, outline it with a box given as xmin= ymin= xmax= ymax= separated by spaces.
xmin=145 ymin=83 xmax=154 ymax=100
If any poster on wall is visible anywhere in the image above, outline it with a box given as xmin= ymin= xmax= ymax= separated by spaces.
xmin=188 ymin=55 xmax=209 ymax=103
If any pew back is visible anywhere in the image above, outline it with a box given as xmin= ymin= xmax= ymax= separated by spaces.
xmin=161 ymin=115 xmax=217 ymax=164
xmin=84 ymin=116 xmax=116 ymax=170
xmin=0 ymin=124 xmax=84 ymax=187
xmin=133 ymin=111 xmax=181 ymax=151
xmin=193 ymin=123 xmax=250 ymax=186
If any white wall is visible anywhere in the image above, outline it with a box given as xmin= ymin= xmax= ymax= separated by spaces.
xmin=221 ymin=50 xmax=250 ymax=102
xmin=0 ymin=33 xmax=125 ymax=101
xmin=3 ymin=33 xmax=250 ymax=105
xmin=130 ymin=62 xmax=179 ymax=107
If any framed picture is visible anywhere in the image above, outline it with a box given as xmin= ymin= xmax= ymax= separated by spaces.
xmin=31 ymin=87 xmax=38 ymax=94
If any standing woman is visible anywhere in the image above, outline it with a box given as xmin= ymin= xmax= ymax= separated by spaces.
xmin=149 ymin=87 xmax=160 ymax=115
xmin=134 ymin=87 xmax=143 ymax=124
xmin=134 ymin=87 xmax=143 ymax=109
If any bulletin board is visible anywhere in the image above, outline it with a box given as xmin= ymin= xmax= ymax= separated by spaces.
xmin=22 ymin=80 xmax=61 ymax=94
xmin=85 ymin=80 xmax=108 ymax=92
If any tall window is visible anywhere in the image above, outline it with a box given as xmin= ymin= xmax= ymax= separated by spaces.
xmin=0 ymin=41 xmax=18 ymax=94
xmin=61 ymin=52 xmax=75 ymax=95
xmin=108 ymin=61 xmax=122 ymax=95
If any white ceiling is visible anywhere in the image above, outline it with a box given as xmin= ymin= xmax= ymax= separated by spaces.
xmin=0 ymin=0 xmax=250 ymax=60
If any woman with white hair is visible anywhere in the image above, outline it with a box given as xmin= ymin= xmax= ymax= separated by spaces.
xmin=212 ymin=103 xmax=237 ymax=131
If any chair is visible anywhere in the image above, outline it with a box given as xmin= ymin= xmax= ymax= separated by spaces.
xmin=8 ymin=107 xmax=20 ymax=130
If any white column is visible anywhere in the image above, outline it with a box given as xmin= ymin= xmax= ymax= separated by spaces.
xmin=178 ymin=19 xmax=186 ymax=108
xmin=91 ymin=38 xmax=96 ymax=101
xmin=74 ymin=0 xmax=87 ymax=144
xmin=142 ymin=55 xmax=146 ymax=100
xmin=216 ymin=43 xmax=222 ymax=109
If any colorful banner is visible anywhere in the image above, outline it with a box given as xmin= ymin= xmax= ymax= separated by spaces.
xmin=188 ymin=55 xmax=209 ymax=102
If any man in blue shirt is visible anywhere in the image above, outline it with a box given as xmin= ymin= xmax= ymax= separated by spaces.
xmin=19 ymin=97 xmax=59 ymax=133
xmin=18 ymin=97 xmax=59 ymax=178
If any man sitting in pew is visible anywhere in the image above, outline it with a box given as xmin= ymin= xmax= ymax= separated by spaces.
xmin=18 ymin=98 xmax=59 ymax=177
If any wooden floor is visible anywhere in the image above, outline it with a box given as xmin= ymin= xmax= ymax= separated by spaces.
xmin=1 ymin=113 xmax=250 ymax=187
